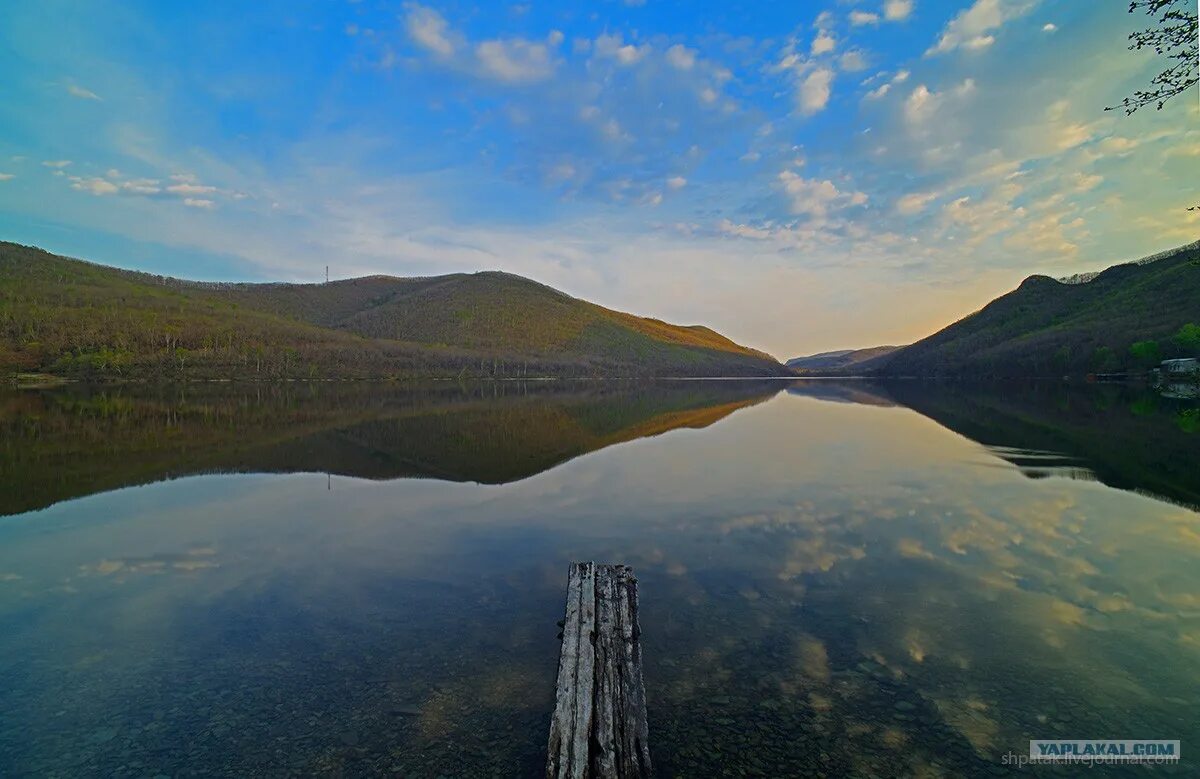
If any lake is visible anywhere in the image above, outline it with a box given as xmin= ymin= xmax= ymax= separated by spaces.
xmin=0 ymin=380 xmax=1197 ymax=777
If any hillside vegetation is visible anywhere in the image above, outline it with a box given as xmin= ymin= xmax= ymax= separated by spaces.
xmin=862 ymin=241 xmax=1200 ymax=377
xmin=0 ymin=242 xmax=786 ymax=380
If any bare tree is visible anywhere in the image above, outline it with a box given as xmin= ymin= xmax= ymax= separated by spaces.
xmin=1107 ymin=0 xmax=1198 ymax=114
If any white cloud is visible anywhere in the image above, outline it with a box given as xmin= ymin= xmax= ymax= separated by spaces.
xmin=121 ymin=178 xmax=162 ymax=195
xmin=932 ymin=175 xmax=1070 ymax=258
xmin=42 ymin=160 xmax=72 ymax=168
xmin=1044 ymin=100 xmax=1093 ymax=151
xmin=865 ymin=68 xmax=912 ymax=100
xmin=666 ymin=176 xmax=687 ymax=190
xmin=850 ymin=11 xmax=880 ymax=26
xmin=811 ymin=30 xmax=836 ymax=56
xmin=1004 ymin=210 xmax=1081 ymax=256
xmin=799 ymin=68 xmax=835 ymax=115
xmin=717 ymin=219 xmax=776 ymax=240
xmin=903 ymin=79 xmax=974 ymax=124
xmin=904 ymin=85 xmax=936 ymax=123
xmin=600 ymin=118 xmax=627 ymax=141
xmin=70 ymin=176 xmax=119 ymax=195
xmin=66 ymin=84 xmax=101 ymax=100
xmin=884 ymin=0 xmax=914 ymax=21
xmin=0 ymin=173 xmax=14 ymax=181
xmin=183 ymin=198 xmax=216 ymax=209
xmin=405 ymin=3 xmax=455 ymax=56
xmin=778 ymin=170 xmax=867 ymax=218
xmin=1098 ymin=136 xmax=1138 ymax=155
xmin=1042 ymin=23 xmax=1057 ymax=33
xmin=58 ymin=165 xmax=221 ymax=201
xmin=840 ymin=50 xmax=868 ymax=72
xmin=896 ymin=191 xmax=938 ymax=214
xmin=1069 ymin=172 xmax=1102 ymax=193
xmin=594 ymin=34 xmax=647 ymax=66
xmin=615 ymin=44 xmax=644 ymax=65
xmin=402 ymin=4 xmax=560 ymax=84
xmin=927 ymin=0 xmax=1036 ymax=56
xmin=941 ymin=194 xmax=1015 ymax=245
xmin=543 ymin=161 xmax=577 ymax=183
xmin=665 ymin=44 xmax=697 ymax=70
xmin=167 ymin=182 xmax=218 ymax=196
xmin=475 ymin=38 xmax=556 ymax=83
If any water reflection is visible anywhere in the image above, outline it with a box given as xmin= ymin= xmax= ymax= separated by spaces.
xmin=0 ymin=380 xmax=1196 ymax=776
xmin=0 ymin=380 xmax=781 ymax=517
xmin=876 ymin=379 xmax=1200 ymax=511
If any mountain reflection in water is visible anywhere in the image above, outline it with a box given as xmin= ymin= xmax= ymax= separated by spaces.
xmin=0 ymin=380 xmax=779 ymax=517
xmin=5 ymin=378 xmax=1196 ymax=516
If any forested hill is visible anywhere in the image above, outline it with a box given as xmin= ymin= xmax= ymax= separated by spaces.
xmin=861 ymin=241 xmax=1200 ymax=377
xmin=0 ymin=242 xmax=788 ymax=380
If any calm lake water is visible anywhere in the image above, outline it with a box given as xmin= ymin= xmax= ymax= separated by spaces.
xmin=1 ymin=380 xmax=1197 ymax=777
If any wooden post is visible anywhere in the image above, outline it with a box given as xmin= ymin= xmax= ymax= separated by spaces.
xmin=546 ymin=562 xmax=652 ymax=779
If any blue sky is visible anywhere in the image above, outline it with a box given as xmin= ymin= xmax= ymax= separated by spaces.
xmin=1 ymin=0 xmax=1197 ymax=355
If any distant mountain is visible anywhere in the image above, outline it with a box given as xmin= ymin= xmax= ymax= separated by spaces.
xmin=0 ymin=242 xmax=788 ymax=379
xmin=862 ymin=240 xmax=1200 ymax=377
xmin=786 ymin=345 xmax=902 ymax=372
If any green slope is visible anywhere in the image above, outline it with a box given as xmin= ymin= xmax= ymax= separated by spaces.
xmin=0 ymin=242 xmax=787 ymax=379
xmin=865 ymin=241 xmax=1200 ymax=377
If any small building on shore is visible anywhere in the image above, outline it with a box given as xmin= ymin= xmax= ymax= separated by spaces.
xmin=1161 ymin=358 xmax=1199 ymax=376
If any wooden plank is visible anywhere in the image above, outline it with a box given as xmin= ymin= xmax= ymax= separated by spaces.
xmin=547 ymin=562 xmax=651 ymax=779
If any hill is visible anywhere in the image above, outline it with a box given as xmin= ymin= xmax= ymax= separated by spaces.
xmin=786 ymin=345 xmax=902 ymax=372
xmin=862 ymin=241 xmax=1200 ymax=377
xmin=0 ymin=242 xmax=787 ymax=380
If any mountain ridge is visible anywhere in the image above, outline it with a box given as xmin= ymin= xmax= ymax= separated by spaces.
xmin=856 ymin=241 xmax=1200 ymax=377
xmin=0 ymin=241 xmax=788 ymax=380
xmin=786 ymin=345 xmax=903 ymax=372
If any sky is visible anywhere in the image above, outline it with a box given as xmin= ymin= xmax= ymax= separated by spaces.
xmin=1 ymin=0 xmax=1197 ymax=357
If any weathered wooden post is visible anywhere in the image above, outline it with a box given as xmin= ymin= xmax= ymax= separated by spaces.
xmin=546 ymin=562 xmax=652 ymax=779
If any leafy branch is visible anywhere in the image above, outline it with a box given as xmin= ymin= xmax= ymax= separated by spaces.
xmin=1106 ymin=0 xmax=1198 ymax=114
